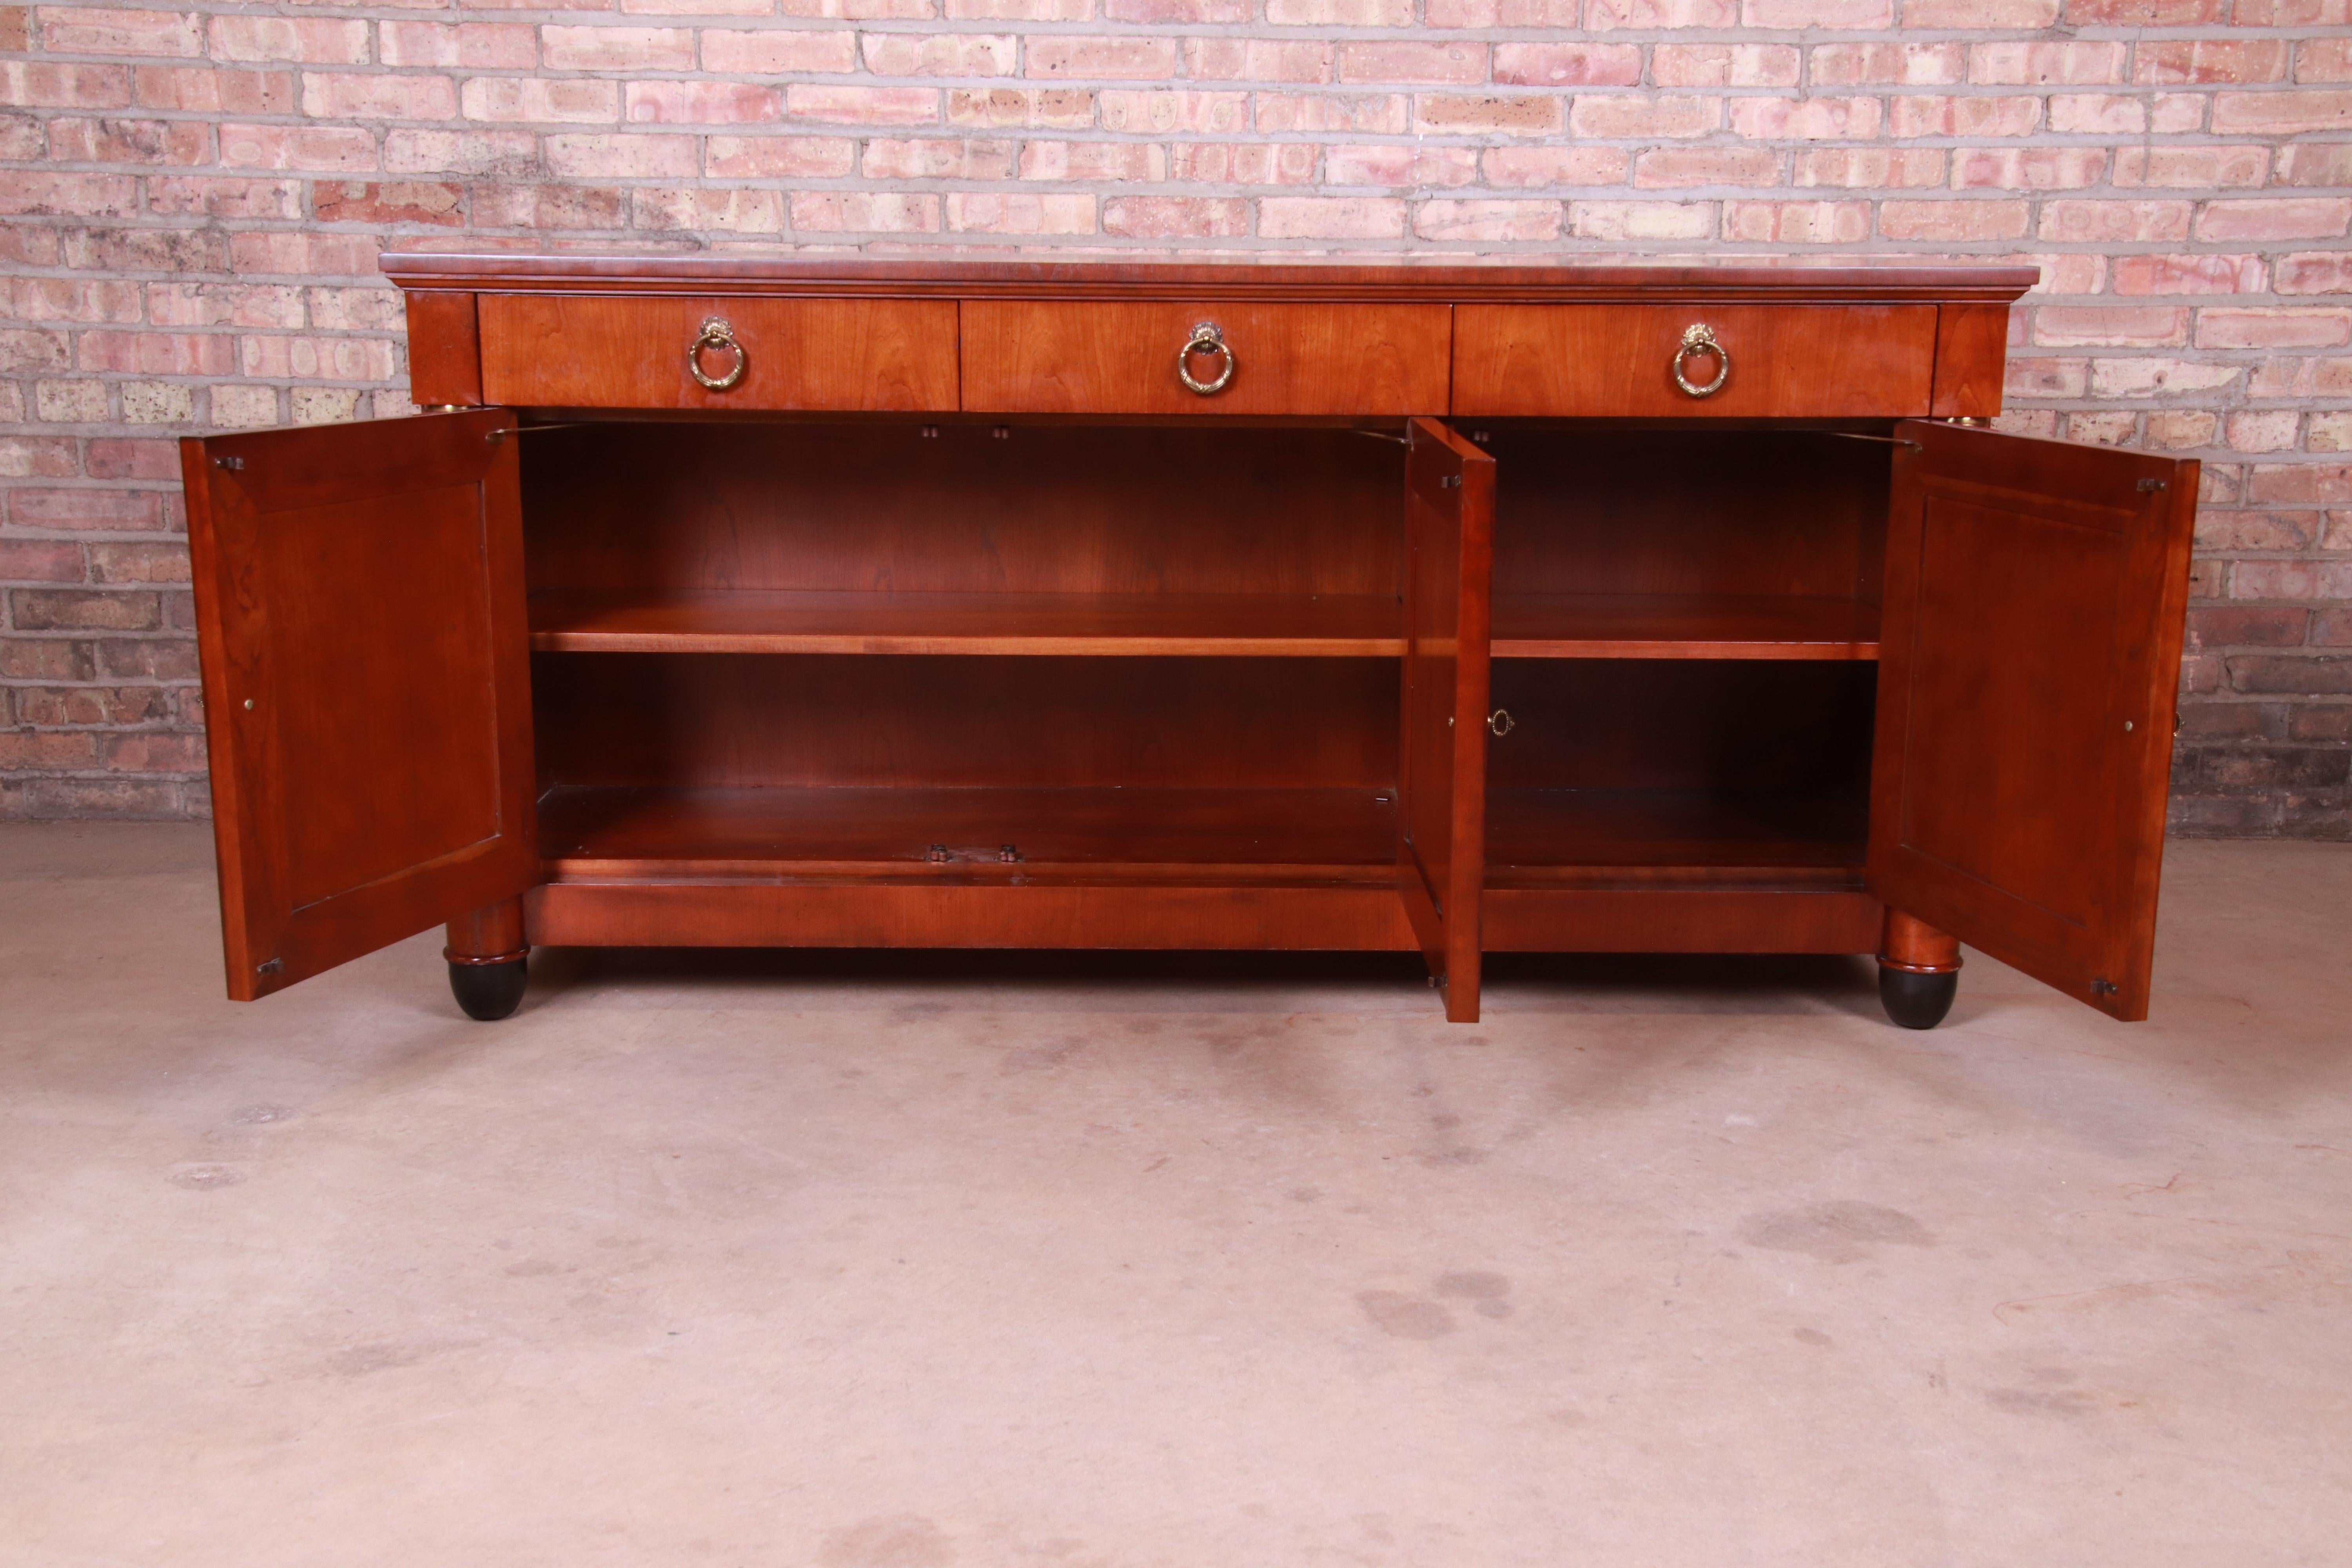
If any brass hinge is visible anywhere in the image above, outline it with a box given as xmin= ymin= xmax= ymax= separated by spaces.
xmin=2136 ymin=477 xmax=2168 ymax=492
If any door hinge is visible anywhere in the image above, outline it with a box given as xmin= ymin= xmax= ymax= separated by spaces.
xmin=2090 ymin=978 xmax=2118 ymax=996
xmin=213 ymin=456 xmax=244 ymax=470
xmin=1441 ymin=474 xmax=1461 ymax=488
xmin=2136 ymin=477 xmax=2167 ymax=492
xmin=256 ymin=958 xmax=283 ymax=975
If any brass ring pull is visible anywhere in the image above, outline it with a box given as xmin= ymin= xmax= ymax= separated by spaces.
xmin=1488 ymin=709 xmax=1515 ymax=738
xmin=1671 ymin=323 xmax=1730 ymax=399
xmin=688 ymin=316 xmax=746 ymax=391
xmin=1177 ymin=321 xmax=1235 ymax=396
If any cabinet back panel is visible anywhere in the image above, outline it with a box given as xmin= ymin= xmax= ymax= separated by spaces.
xmin=533 ymin=655 xmax=1397 ymax=790
xmin=1482 ymin=429 xmax=1888 ymax=603
xmin=1488 ymin=661 xmax=1875 ymax=795
xmin=520 ymin=422 xmax=1404 ymax=599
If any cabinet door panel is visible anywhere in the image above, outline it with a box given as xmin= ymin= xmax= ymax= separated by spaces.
xmin=962 ymin=301 xmax=1450 ymax=415
xmin=181 ymin=411 xmax=539 ymax=999
xmin=1399 ymin=417 xmax=1495 ymax=1022
xmin=1869 ymin=421 xmax=2198 ymax=1021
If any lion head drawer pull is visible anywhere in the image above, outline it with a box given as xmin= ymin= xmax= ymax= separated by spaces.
xmin=688 ymin=316 xmax=747 ymax=391
xmin=1177 ymin=320 xmax=1236 ymax=396
xmin=1672 ymin=322 xmax=1730 ymax=399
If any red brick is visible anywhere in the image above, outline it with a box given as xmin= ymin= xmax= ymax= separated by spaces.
xmin=1020 ymin=141 xmax=1164 ymax=180
xmin=2112 ymin=253 xmax=2267 ymax=295
xmin=300 ymin=73 xmax=457 ymax=122
xmin=2196 ymin=199 xmax=2352 ymax=244
xmin=794 ymin=84 xmax=942 ymax=124
xmin=1970 ymin=41 xmax=2125 ymax=85
xmin=1723 ymin=200 xmax=1870 ymax=243
xmin=1483 ymin=146 xmax=1632 ymax=187
xmin=1493 ymin=44 xmax=1641 ymax=87
xmin=1908 ymin=0 xmax=2057 ymax=17
xmin=2198 ymin=310 xmax=2352 ymax=350
xmin=2278 ymin=254 xmax=2352 ymax=296
xmin=1728 ymin=96 xmax=1880 ymax=140
xmin=312 ymin=181 xmax=465 ymax=226
xmin=87 ymin=543 xmax=189 ymax=584
xmin=2031 ymin=306 xmax=2189 ymax=348
xmin=944 ymin=192 xmax=1095 ymax=234
xmin=1629 ymin=146 xmax=1784 ymax=189
xmin=1168 ymin=142 xmax=1316 ymax=185
xmin=1027 ymin=37 xmax=1179 ymax=78
xmin=706 ymin=134 xmax=858 ymax=178
xmin=1416 ymin=198 xmax=1563 ymax=242
xmin=626 ymin=82 xmax=784 ymax=124
xmin=1182 ymin=41 xmax=1329 ymax=85
xmin=2113 ymin=145 xmax=2269 ymax=189
xmin=0 ymin=173 xmax=140 ymax=218
xmin=1878 ymin=200 xmax=2029 ymax=242
xmin=0 ymin=438 xmax=80 ymax=478
xmin=0 ymin=62 xmax=134 ymax=110
xmin=84 ymin=439 xmax=180 ymax=480
xmin=1887 ymin=95 xmax=2040 ymax=137
xmin=10 ymin=590 xmax=160 ymax=632
xmin=633 ymin=188 xmax=786 ymax=233
xmin=145 ymin=283 xmax=305 ymax=328
xmin=700 ymin=28 xmax=859 ymax=73
xmin=145 ymin=176 xmax=303 ymax=220
xmin=379 ymin=22 xmax=537 ymax=68
xmin=0 ymin=541 xmax=85 ymax=583
xmin=100 ymin=733 xmax=206 ymax=773
xmin=1260 ymin=195 xmax=1406 ymax=239
xmin=1105 ymin=0 xmax=1253 ymax=17
xmin=543 ymin=133 xmax=699 ymax=178
xmin=1102 ymin=196 xmax=1250 ymax=237
xmin=1569 ymin=200 xmax=1715 ymax=240
xmin=0 ymin=329 xmax=71 ymax=374
xmin=543 ymin=25 xmax=695 ymax=71
xmin=40 ymin=7 xmax=202 ymax=56
xmin=2303 ymin=38 xmax=2352 ymax=82
xmin=1568 ymin=94 xmax=1714 ymax=139
xmin=2067 ymin=0 xmax=2221 ymax=18
xmin=1790 ymin=148 xmax=1944 ymax=188
xmin=228 ymin=231 xmax=381 ymax=275
xmin=2212 ymin=91 xmax=2352 ymax=136
xmin=2136 ymin=40 xmax=2287 ymax=86
xmin=1654 ymin=45 xmax=1800 ymax=88
xmin=220 ymin=123 xmax=378 ymax=172
xmin=1327 ymin=144 xmax=1477 ymax=187
xmin=2278 ymin=145 xmax=2352 ymax=187
xmin=385 ymin=129 xmax=541 ymax=175
xmin=0 ymin=6 xmax=25 ymax=50
xmin=133 ymin=65 xmax=292 ymax=115
xmin=1809 ymin=43 xmax=1962 ymax=86
xmin=47 ymin=117 xmax=210 ymax=166
xmin=76 ymin=330 xmax=236 ymax=376
xmin=1954 ymin=147 xmax=2107 ymax=191
xmin=460 ymin=78 xmax=618 ymax=123
xmin=207 ymin=16 xmax=370 ymax=64
xmin=468 ymin=184 xmax=628 ymax=229
xmin=2039 ymin=199 xmax=2192 ymax=243
xmin=1264 ymin=0 xmax=1412 ymax=19
xmin=1742 ymin=0 xmax=1889 ymax=21
xmin=1585 ymin=0 xmax=1736 ymax=22
xmin=789 ymin=191 xmax=941 ymax=231
xmin=1255 ymin=93 xmax=1401 ymax=134
xmin=862 ymin=33 xmax=1016 ymax=75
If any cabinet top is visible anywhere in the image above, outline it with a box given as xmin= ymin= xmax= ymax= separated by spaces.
xmin=380 ymin=247 xmax=2038 ymax=304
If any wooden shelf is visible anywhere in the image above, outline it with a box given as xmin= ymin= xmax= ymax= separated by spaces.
xmin=531 ymin=590 xmax=1876 ymax=661
xmin=528 ymin=590 xmax=1402 ymax=657
xmin=1486 ymin=788 xmax=1866 ymax=886
xmin=538 ymin=785 xmax=1400 ymax=884
xmin=1493 ymin=595 xmax=1879 ymax=660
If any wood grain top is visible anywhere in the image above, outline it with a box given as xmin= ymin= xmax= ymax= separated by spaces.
xmin=381 ymin=247 xmax=2040 ymax=303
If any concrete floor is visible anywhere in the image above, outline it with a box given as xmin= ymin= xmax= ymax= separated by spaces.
xmin=2 ymin=826 xmax=2348 ymax=1566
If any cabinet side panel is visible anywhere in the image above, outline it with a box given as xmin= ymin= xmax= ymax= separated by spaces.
xmin=1930 ymin=304 xmax=2010 ymax=419
xmin=404 ymin=292 xmax=483 ymax=407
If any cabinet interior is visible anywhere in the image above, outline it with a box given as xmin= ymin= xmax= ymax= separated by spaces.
xmin=519 ymin=417 xmax=1890 ymax=889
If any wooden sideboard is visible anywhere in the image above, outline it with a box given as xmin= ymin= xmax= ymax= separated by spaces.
xmin=179 ymin=252 xmax=2198 ymax=1030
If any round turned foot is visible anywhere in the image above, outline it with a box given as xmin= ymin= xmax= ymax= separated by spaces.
xmin=448 ymin=957 xmax=527 ymax=1021
xmin=1878 ymin=965 xmax=1957 ymax=1030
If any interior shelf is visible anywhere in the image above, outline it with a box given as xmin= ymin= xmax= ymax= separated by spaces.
xmin=530 ymin=590 xmax=1877 ymax=661
xmin=537 ymin=785 xmax=1401 ymax=884
xmin=1492 ymin=595 xmax=1880 ymax=661
xmin=528 ymin=590 xmax=1404 ymax=657
xmin=1486 ymin=788 xmax=1867 ymax=887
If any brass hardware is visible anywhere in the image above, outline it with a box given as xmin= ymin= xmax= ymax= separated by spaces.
xmin=1441 ymin=474 xmax=1461 ymax=488
xmin=256 ymin=958 xmax=283 ymax=975
xmin=1822 ymin=432 xmax=1922 ymax=451
xmin=242 ymin=699 xmax=255 ymax=711
xmin=2091 ymin=978 xmax=2118 ymax=996
xmin=1945 ymin=416 xmax=1988 ymax=427
xmin=423 ymin=404 xmax=470 ymax=414
xmin=1488 ymin=709 xmax=1515 ymax=737
xmin=486 ymin=423 xmax=585 ymax=442
xmin=213 ymin=456 xmax=243 ymax=470
xmin=688 ymin=316 xmax=747 ymax=391
xmin=926 ymin=844 xmax=951 ymax=863
xmin=999 ymin=845 xmax=1021 ymax=863
xmin=2136 ymin=477 xmax=2167 ymax=492
xmin=1671 ymin=322 xmax=1730 ymax=399
xmin=2123 ymin=719 xmax=2135 ymax=731
xmin=1178 ymin=320 xmax=1236 ymax=396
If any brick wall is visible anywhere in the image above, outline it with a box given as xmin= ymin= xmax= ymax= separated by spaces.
xmin=2 ymin=2 xmax=2348 ymax=833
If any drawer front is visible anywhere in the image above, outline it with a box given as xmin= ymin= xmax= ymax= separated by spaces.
xmin=477 ymin=295 xmax=958 ymax=410
xmin=961 ymin=301 xmax=1451 ymax=415
xmin=1453 ymin=304 xmax=1938 ymax=418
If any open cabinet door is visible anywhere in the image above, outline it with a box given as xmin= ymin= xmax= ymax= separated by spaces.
xmin=1399 ymin=417 xmax=1497 ymax=1022
xmin=1870 ymin=421 xmax=2199 ymax=1021
xmin=181 ymin=410 xmax=537 ymax=1000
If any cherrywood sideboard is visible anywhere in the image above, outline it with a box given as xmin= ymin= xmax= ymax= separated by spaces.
xmin=178 ymin=251 xmax=2198 ymax=1030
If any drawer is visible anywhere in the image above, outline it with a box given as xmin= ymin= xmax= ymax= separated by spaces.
xmin=961 ymin=301 xmax=1451 ymax=416
xmin=476 ymin=295 xmax=958 ymax=410
xmin=1452 ymin=304 xmax=1937 ymax=419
